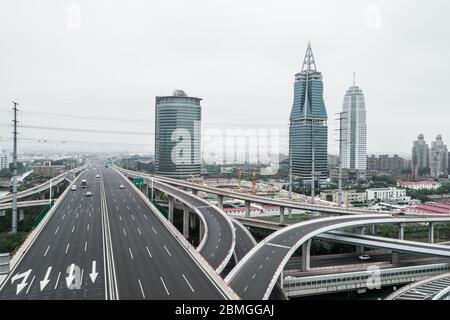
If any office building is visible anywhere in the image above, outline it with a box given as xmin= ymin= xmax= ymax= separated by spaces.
xmin=412 ymin=134 xmax=430 ymax=177
xmin=154 ymin=90 xmax=202 ymax=179
xmin=429 ymin=135 xmax=448 ymax=178
xmin=289 ymin=42 xmax=328 ymax=184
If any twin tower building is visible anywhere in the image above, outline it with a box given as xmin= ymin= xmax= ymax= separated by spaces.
xmin=154 ymin=43 xmax=367 ymax=181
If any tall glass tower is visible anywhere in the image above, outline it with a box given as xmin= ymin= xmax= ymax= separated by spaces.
xmin=340 ymin=75 xmax=367 ymax=171
xmin=289 ymin=42 xmax=328 ymax=184
xmin=155 ymin=90 xmax=202 ymax=179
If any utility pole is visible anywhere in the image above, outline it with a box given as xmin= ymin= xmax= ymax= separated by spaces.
xmin=11 ymin=102 xmax=19 ymax=234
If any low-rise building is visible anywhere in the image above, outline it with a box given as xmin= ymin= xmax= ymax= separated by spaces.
xmin=397 ymin=180 xmax=441 ymax=190
xmin=33 ymin=160 xmax=72 ymax=177
xmin=366 ymin=187 xmax=407 ymax=201
xmin=320 ymin=189 xmax=367 ymax=206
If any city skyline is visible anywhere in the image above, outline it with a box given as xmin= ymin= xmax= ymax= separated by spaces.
xmin=1 ymin=1 xmax=450 ymax=157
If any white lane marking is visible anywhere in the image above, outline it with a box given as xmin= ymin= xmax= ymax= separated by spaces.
xmin=129 ymin=248 xmax=134 ymax=260
xmin=160 ymin=277 xmax=170 ymax=295
xmin=87 ymin=224 xmax=90 ymax=231
xmin=72 ymin=225 xmax=75 ymax=233
xmin=265 ymin=256 xmax=269 ymax=261
xmin=152 ymin=227 xmax=157 ymax=234
xmin=131 ymin=214 xmax=135 ymax=221
xmin=67 ymin=205 xmax=70 ymax=210
xmin=211 ymin=252 xmax=215 ymax=257
xmin=76 ymin=213 xmax=79 ymax=219
xmin=163 ymin=245 xmax=171 ymax=257
xmin=88 ymin=211 xmax=91 ymax=218
xmin=26 ymin=275 xmax=36 ymax=294
xmin=65 ymin=243 xmax=70 ymax=254
xmin=182 ymin=274 xmax=195 ymax=293
xmin=54 ymin=272 xmax=61 ymax=289
xmin=259 ymin=264 xmax=263 ymax=270
xmin=137 ymin=227 xmax=142 ymax=236
xmin=266 ymin=242 xmax=290 ymax=250
xmin=44 ymin=245 xmax=51 ymax=257
xmin=80 ymin=269 xmax=84 ymax=285
xmin=146 ymin=246 xmax=152 ymax=258
xmin=123 ymin=228 xmax=127 ymax=237
xmin=244 ymin=285 xmax=248 ymax=292
xmin=272 ymin=249 xmax=276 ymax=254
xmin=84 ymin=241 xmax=88 ymax=252
xmin=143 ymin=214 xmax=147 ymax=220
xmin=62 ymin=214 xmax=66 ymax=220
xmin=138 ymin=279 xmax=145 ymax=299
xmin=252 ymin=274 xmax=256 ymax=280
xmin=138 ymin=205 xmax=141 ymax=210
xmin=127 ymin=206 xmax=130 ymax=210
xmin=54 ymin=227 xmax=59 ymax=235
xmin=119 ymin=215 xmax=122 ymax=221
xmin=116 ymin=206 xmax=119 ymax=210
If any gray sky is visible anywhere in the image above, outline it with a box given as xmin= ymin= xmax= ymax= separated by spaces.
xmin=1 ymin=0 xmax=449 ymax=158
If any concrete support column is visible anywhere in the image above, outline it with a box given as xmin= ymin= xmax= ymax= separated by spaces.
xmin=372 ymin=225 xmax=375 ymax=235
xmin=143 ymin=184 xmax=149 ymax=198
xmin=288 ymin=208 xmax=292 ymax=219
xmin=218 ymin=195 xmax=224 ymax=209
xmin=301 ymin=239 xmax=312 ymax=272
xmin=398 ymin=223 xmax=405 ymax=240
xmin=429 ymin=222 xmax=435 ymax=244
xmin=183 ymin=205 xmax=190 ymax=239
xmin=168 ymin=196 xmax=174 ymax=223
xmin=19 ymin=209 xmax=24 ymax=222
xmin=40 ymin=192 xmax=45 ymax=200
xmin=356 ymin=226 xmax=366 ymax=254
xmin=192 ymin=189 xmax=198 ymax=196
xmin=392 ymin=251 xmax=399 ymax=264
xmin=245 ymin=200 xmax=251 ymax=217
xmin=280 ymin=207 xmax=285 ymax=225
xmin=56 ymin=185 xmax=60 ymax=194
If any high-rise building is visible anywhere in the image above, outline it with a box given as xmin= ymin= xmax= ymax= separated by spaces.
xmin=0 ymin=148 xmax=10 ymax=170
xmin=429 ymin=135 xmax=448 ymax=178
xmin=412 ymin=134 xmax=430 ymax=177
xmin=154 ymin=90 xmax=202 ymax=179
xmin=289 ymin=42 xmax=328 ymax=183
xmin=340 ymin=75 xmax=367 ymax=171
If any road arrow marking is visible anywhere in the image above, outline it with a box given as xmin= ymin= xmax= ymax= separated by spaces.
xmin=66 ymin=264 xmax=76 ymax=288
xmin=11 ymin=269 xmax=32 ymax=295
xmin=89 ymin=261 xmax=98 ymax=283
xmin=40 ymin=266 xmax=52 ymax=291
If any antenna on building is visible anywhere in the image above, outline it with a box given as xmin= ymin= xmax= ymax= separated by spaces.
xmin=301 ymin=41 xmax=317 ymax=73
xmin=353 ymin=72 xmax=356 ymax=87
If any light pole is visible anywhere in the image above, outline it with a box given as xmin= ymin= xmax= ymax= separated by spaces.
xmin=11 ymin=102 xmax=19 ymax=234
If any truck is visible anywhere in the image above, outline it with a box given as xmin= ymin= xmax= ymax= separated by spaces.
xmin=80 ymin=179 xmax=88 ymax=188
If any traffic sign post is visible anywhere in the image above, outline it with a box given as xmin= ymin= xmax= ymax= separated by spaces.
xmin=133 ymin=178 xmax=144 ymax=186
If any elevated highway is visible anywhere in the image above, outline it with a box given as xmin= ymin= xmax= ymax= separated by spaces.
xmin=386 ymin=272 xmax=450 ymax=300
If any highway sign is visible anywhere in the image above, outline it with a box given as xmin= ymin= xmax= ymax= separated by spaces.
xmin=133 ymin=178 xmax=144 ymax=186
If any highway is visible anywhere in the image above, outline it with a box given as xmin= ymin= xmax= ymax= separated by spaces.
xmin=101 ymin=168 xmax=231 ymax=299
xmin=0 ymin=169 xmax=105 ymax=299
xmin=152 ymin=180 xmax=235 ymax=273
xmin=225 ymin=214 xmax=450 ymax=300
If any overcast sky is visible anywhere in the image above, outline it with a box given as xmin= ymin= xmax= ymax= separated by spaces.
xmin=1 ymin=0 xmax=449 ymax=158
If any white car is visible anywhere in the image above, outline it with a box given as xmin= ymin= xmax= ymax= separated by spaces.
xmin=71 ymin=185 xmax=77 ymax=191
xmin=85 ymin=191 xmax=93 ymax=197
xmin=119 ymin=184 xmax=125 ymax=189
xmin=358 ymin=254 xmax=371 ymax=261
xmin=96 ymin=174 xmax=100 ymax=178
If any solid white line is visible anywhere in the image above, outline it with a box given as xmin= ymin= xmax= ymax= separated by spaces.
xmin=143 ymin=214 xmax=147 ymax=220
xmin=152 ymin=227 xmax=157 ymax=234
xmin=160 ymin=277 xmax=170 ymax=295
xmin=163 ymin=245 xmax=171 ymax=257
xmin=54 ymin=272 xmax=61 ymax=289
xmin=26 ymin=275 xmax=36 ymax=294
xmin=65 ymin=243 xmax=70 ymax=254
xmin=54 ymin=227 xmax=59 ymax=235
xmin=72 ymin=225 xmax=75 ymax=233
xmin=129 ymin=248 xmax=134 ymax=260
xmin=84 ymin=241 xmax=88 ymax=252
xmin=123 ymin=228 xmax=127 ymax=237
xmin=87 ymin=224 xmax=90 ymax=231
xmin=146 ymin=246 xmax=152 ymax=258
xmin=44 ymin=245 xmax=50 ymax=257
xmin=131 ymin=214 xmax=135 ymax=221
xmin=80 ymin=269 xmax=84 ymax=285
xmin=138 ymin=279 xmax=145 ymax=299
xmin=182 ymin=274 xmax=195 ymax=293
xmin=137 ymin=227 xmax=142 ymax=236
xmin=266 ymin=242 xmax=290 ymax=250
xmin=252 ymin=274 xmax=256 ymax=280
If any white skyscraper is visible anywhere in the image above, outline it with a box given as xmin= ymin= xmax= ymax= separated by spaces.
xmin=340 ymin=75 xmax=367 ymax=171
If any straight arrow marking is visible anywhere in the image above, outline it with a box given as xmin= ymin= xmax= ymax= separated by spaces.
xmin=40 ymin=266 xmax=52 ymax=291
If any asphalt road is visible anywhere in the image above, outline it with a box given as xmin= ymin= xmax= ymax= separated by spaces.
xmin=0 ymin=169 xmax=105 ymax=300
xmin=102 ymin=168 xmax=228 ymax=299
xmin=153 ymin=180 xmax=234 ymax=272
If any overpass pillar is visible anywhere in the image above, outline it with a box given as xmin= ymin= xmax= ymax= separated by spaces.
xmin=288 ymin=208 xmax=292 ymax=219
xmin=245 ymin=200 xmax=251 ymax=217
xmin=356 ymin=226 xmax=366 ymax=254
xmin=429 ymin=222 xmax=435 ymax=244
xmin=56 ymin=185 xmax=60 ymax=195
xmin=168 ymin=196 xmax=174 ymax=223
xmin=192 ymin=189 xmax=198 ymax=196
xmin=301 ymin=239 xmax=312 ymax=271
xmin=183 ymin=205 xmax=190 ymax=239
xmin=40 ymin=192 xmax=45 ymax=200
xmin=398 ymin=223 xmax=405 ymax=240
xmin=199 ymin=220 xmax=205 ymax=242
xmin=19 ymin=209 xmax=24 ymax=222
xmin=279 ymin=207 xmax=285 ymax=225
xmin=218 ymin=195 xmax=224 ymax=209
xmin=143 ymin=184 xmax=149 ymax=198
xmin=391 ymin=251 xmax=399 ymax=264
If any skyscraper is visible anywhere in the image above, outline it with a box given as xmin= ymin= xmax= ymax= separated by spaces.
xmin=429 ymin=135 xmax=448 ymax=178
xmin=412 ymin=134 xmax=430 ymax=177
xmin=289 ymin=42 xmax=328 ymax=184
xmin=154 ymin=90 xmax=202 ymax=179
xmin=340 ymin=75 xmax=367 ymax=171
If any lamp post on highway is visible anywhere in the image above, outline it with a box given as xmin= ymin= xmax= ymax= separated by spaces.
xmin=11 ymin=102 xmax=19 ymax=234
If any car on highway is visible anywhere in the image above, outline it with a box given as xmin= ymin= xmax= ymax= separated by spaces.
xmin=358 ymin=254 xmax=371 ymax=261
xmin=71 ymin=185 xmax=77 ymax=191
xmin=119 ymin=184 xmax=125 ymax=189
xmin=96 ymin=174 xmax=100 ymax=178
xmin=85 ymin=191 xmax=93 ymax=197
